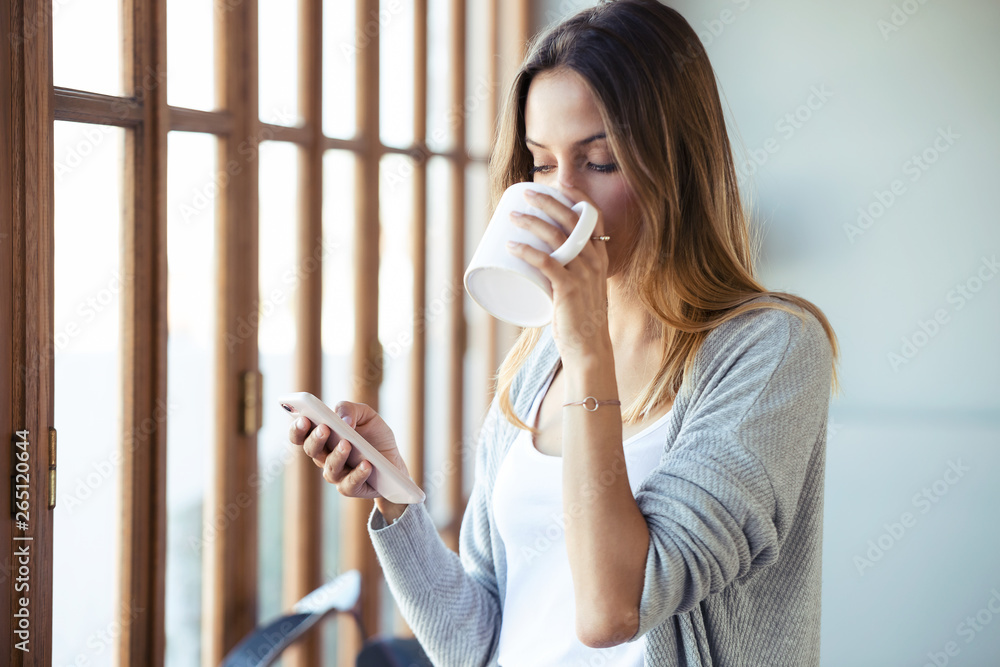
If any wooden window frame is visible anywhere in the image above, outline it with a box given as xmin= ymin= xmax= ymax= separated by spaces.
xmin=1 ymin=0 xmax=531 ymax=664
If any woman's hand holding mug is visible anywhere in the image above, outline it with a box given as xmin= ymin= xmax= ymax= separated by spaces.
xmin=505 ymin=183 xmax=612 ymax=366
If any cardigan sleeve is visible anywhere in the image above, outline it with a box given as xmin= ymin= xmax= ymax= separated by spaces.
xmin=367 ymin=396 xmax=505 ymax=667
xmin=625 ymin=305 xmax=834 ymax=642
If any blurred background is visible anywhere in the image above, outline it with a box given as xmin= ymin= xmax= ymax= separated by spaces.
xmin=46 ymin=0 xmax=998 ymax=666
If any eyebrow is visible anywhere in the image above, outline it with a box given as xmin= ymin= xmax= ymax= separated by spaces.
xmin=525 ymin=132 xmax=607 ymax=149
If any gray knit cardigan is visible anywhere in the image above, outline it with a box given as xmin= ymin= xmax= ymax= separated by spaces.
xmin=367 ymin=295 xmax=834 ymax=666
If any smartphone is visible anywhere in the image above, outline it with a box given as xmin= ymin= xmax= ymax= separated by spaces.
xmin=279 ymin=392 xmax=426 ymax=505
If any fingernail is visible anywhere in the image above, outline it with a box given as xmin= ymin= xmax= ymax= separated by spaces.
xmin=338 ymin=412 xmax=352 ymax=426
xmin=296 ymin=417 xmax=308 ymax=430
xmin=338 ymin=442 xmax=349 ymax=453
xmin=510 ymin=210 xmax=523 ymax=217
xmin=507 ymin=240 xmax=519 ymax=248
xmin=359 ymin=461 xmax=369 ymax=471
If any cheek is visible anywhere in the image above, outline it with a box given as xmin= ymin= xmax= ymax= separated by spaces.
xmin=589 ymin=179 xmax=638 ymax=238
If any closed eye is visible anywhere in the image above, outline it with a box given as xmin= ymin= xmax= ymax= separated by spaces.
xmin=528 ymin=162 xmax=618 ymax=175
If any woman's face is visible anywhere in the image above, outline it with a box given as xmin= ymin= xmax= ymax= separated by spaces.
xmin=523 ymin=67 xmax=638 ymax=277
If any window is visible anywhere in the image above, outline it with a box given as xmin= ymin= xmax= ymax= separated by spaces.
xmin=1 ymin=0 xmax=532 ymax=664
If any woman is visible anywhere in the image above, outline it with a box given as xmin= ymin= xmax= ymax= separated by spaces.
xmin=290 ymin=1 xmax=840 ymax=665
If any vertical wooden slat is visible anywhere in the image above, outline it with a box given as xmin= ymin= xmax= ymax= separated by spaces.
xmin=205 ymin=0 xmax=260 ymax=663
xmin=409 ymin=0 xmax=428 ymax=497
xmin=118 ymin=0 xmax=169 ymax=664
xmin=444 ymin=0 xmax=467 ymax=551
xmin=340 ymin=0 xmax=383 ymax=662
xmin=484 ymin=0 xmax=499 ymax=404
xmin=0 ymin=0 xmax=55 ymax=663
xmin=515 ymin=0 xmax=530 ymax=58
xmin=284 ymin=0 xmax=324 ymax=663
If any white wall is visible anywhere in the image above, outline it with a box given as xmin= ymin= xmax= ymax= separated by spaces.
xmin=532 ymin=2 xmax=1000 ymax=665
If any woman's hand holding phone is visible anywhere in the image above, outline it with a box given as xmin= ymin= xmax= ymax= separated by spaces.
xmin=287 ymin=400 xmax=410 ymax=524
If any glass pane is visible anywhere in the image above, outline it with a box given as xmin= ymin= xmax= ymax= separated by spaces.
xmin=323 ymin=0 xmax=358 ymax=139
xmin=167 ymin=0 xmax=216 ymax=110
xmin=257 ymin=141 xmax=301 ymax=623
xmin=378 ymin=154 xmax=415 ymax=426
xmin=322 ymin=149 xmax=356 ymax=662
xmin=466 ymin=0 xmax=492 ymax=157
xmin=259 ymin=0 xmax=302 ymax=125
xmin=52 ymin=0 xmax=121 ymax=96
xmin=51 ymin=121 xmax=124 ymax=666
xmin=164 ymin=131 xmax=217 ymax=667
xmin=423 ymin=156 xmax=451 ymax=524
xmin=379 ymin=0 xmax=415 ymax=147
xmin=426 ymin=0 xmax=453 ymax=152
xmin=463 ymin=162 xmax=490 ymax=495
xmin=377 ymin=154 xmax=420 ymax=636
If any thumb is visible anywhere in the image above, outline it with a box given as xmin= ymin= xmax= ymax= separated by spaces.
xmin=334 ymin=401 xmax=379 ymax=429
xmin=333 ymin=401 xmax=357 ymax=427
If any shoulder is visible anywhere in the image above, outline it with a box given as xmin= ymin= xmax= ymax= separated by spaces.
xmin=694 ymin=295 xmax=833 ymax=389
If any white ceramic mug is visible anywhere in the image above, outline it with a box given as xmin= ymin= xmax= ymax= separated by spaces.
xmin=464 ymin=182 xmax=598 ymax=327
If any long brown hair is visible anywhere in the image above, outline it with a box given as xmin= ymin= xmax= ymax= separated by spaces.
xmin=489 ymin=0 xmax=841 ymax=433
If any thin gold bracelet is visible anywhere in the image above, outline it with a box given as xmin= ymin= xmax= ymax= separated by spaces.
xmin=562 ymin=397 xmax=621 ymax=412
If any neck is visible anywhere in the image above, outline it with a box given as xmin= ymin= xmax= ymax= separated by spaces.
xmin=606 ymin=275 xmax=661 ymax=356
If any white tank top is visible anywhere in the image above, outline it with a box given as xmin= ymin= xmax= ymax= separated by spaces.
xmin=493 ymin=363 xmax=673 ymax=666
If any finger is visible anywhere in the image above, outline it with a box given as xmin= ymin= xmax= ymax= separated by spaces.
xmin=322 ymin=440 xmax=353 ymax=482
xmin=510 ymin=211 xmax=568 ymax=249
xmin=289 ymin=416 xmax=313 ymax=446
xmin=507 ymin=241 xmax=567 ymax=285
xmin=332 ymin=401 xmax=361 ymax=428
xmin=523 ymin=189 xmax=579 ymax=234
xmin=303 ymin=423 xmax=332 ymax=461
xmin=336 ymin=459 xmax=374 ymax=497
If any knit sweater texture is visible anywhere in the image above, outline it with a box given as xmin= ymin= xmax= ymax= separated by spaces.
xmin=367 ymin=295 xmax=834 ymax=666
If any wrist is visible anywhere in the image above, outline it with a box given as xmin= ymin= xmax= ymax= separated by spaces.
xmin=562 ymin=351 xmax=619 ymax=404
xmin=561 ymin=334 xmax=614 ymax=371
xmin=375 ymin=497 xmax=408 ymax=525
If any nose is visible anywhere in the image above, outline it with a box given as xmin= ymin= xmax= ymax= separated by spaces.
xmin=555 ymin=178 xmax=575 ymax=198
